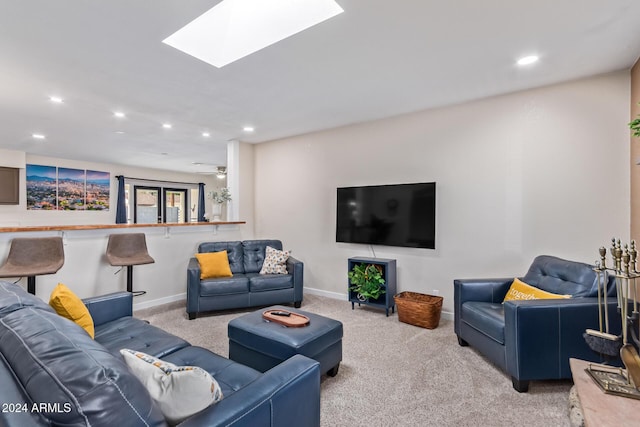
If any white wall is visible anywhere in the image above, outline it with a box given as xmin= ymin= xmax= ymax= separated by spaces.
xmin=224 ymin=141 xmax=256 ymax=237
xmin=0 ymin=148 xmax=25 ymax=168
xmin=254 ymin=72 xmax=630 ymax=314
xmin=0 ymin=153 xmax=254 ymax=308
xmin=0 ymin=74 xmax=629 ymax=313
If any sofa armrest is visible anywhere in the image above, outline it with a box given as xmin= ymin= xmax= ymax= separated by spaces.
xmin=187 ymin=257 xmax=201 ymax=316
xmin=503 ymin=298 xmax=622 ymax=381
xmin=178 ymin=354 xmax=320 ymax=427
xmin=83 ymin=292 xmax=132 ymax=327
xmin=454 ymin=278 xmax=513 ymax=304
xmin=287 ymin=256 xmax=304 ymax=303
xmin=454 ymin=278 xmax=512 ymax=335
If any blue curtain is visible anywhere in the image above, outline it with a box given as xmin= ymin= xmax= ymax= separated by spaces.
xmin=115 ymin=175 xmax=127 ymax=224
xmin=198 ymin=183 xmax=205 ymax=222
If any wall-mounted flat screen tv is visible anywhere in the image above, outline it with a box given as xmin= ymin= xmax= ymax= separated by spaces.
xmin=336 ymin=182 xmax=436 ymax=249
xmin=0 ymin=167 xmax=19 ymax=205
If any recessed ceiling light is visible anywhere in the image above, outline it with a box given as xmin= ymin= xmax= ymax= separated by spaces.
xmin=115 ymin=131 xmax=125 ymax=134
xmin=163 ymin=123 xmax=172 ymax=129
xmin=163 ymin=0 xmax=344 ymax=68
xmin=243 ymin=126 xmax=255 ymax=132
xmin=49 ymin=96 xmax=63 ymax=104
xmin=161 ymin=152 xmax=169 ymax=156
xmin=32 ymin=133 xmax=46 ymax=140
xmin=517 ymin=55 xmax=539 ymax=66
xmin=114 ymin=111 xmax=126 ymax=118
xmin=202 ymin=132 xmax=210 ymax=137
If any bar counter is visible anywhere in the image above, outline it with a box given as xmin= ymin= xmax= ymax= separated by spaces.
xmin=0 ymin=221 xmax=245 ymax=233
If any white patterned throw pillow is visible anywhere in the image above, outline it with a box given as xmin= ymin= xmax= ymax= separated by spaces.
xmin=120 ymin=349 xmax=223 ymax=425
xmin=259 ymin=246 xmax=290 ymax=275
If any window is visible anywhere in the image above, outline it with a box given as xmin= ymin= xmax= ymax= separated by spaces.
xmin=163 ymin=188 xmax=187 ymax=223
xmin=189 ymin=188 xmax=199 ymax=222
xmin=123 ymin=180 xmax=200 ymax=224
xmin=134 ymin=186 xmax=161 ymax=224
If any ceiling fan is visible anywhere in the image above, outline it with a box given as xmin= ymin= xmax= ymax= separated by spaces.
xmin=215 ymin=166 xmax=227 ymax=179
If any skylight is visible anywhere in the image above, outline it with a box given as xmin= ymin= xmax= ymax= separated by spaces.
xmin=162 ymin=0 xmax=344 ymax=68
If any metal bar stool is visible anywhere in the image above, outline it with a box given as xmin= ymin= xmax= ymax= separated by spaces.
xmin=106 ymin=233 xmax=154 ymax=296
xmin=0 ymin=237 xmax=65 ymax=294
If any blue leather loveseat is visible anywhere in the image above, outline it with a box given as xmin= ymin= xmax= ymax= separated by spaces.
xmin=187 ymin=240 xmax=303 ymax=319
xmin=0 ymin=281 xmax=320 ymax=426
xmin=454 ymin=255 xmax=619 ymax=392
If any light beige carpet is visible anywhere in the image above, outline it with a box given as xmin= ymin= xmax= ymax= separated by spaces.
xmin=136 ymin=294 xmax=572 ymax=427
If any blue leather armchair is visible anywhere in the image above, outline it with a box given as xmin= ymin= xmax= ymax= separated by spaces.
xmin=454 ymin=255 xmax=619 ymax=392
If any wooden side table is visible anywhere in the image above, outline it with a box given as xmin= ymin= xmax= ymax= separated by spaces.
xmin=569 ymin=358 xmax=640 ymax=426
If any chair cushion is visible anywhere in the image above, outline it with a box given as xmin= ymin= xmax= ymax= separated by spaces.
xmin=49 ymin=283 xmax=95 ymax=338
xmin=523 ymin=255 xmax=598 ymax=297
xmin=106 ymin=233 xmax=154 ymax=266
xmin=121 ymin=349 xmax=223 ymax=425
xmin=0 ymin=307 xmax=165 ymax=426
xmin=461 ymin=302 xmax=505 ymax=344
xmin=199 ymin=241 xmax=244 ymax=274
xmin=0 ymin=236 xmax=64 ymax=276
xmin=200 ymin=276 xmax=250 ymax=296
xmin=162 ymin=346 xmax=261 ymax=399
xmin=195 ymin=251 xmax=233 ymax=279
xmin=503 ymin=278 xmax=570 ymax=302
xmin=95 ymin=316 xmax=190 ymax=358
xmin=247 ymin=273 xmax=293 ymax=292
xmin=242 ymin=240 xmax=282 ymax=274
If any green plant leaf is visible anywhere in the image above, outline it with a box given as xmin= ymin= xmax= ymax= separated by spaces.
xmin=629 ymin=103 xmax=640 ymax=138
xmin=348 ymin=262 xmax=386 ymax=300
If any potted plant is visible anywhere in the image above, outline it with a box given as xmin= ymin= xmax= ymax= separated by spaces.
xmin=207 ymin=188 xmax=231 ymax=221
xmin=348 ymin=263 xmax=386 ymax=302
xmin=630 ymin=106 xmax=640 ymax=138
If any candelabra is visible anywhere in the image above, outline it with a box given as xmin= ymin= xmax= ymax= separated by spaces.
xmin=585 ymin=238 xmax=640 ymax=399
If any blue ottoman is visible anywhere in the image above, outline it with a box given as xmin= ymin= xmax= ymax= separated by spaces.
xmin=228 ymin=305 xmax=343 ymax=376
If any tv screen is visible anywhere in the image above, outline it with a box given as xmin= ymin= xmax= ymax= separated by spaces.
xmin=336 ymin=182 xmax=436 ymax=249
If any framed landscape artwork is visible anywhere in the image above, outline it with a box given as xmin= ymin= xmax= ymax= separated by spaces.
xmin=26 ymin=164 xmax=110 ymax=211
xmin=26 ymin=164 xmax=57 ymax=210
xmin=57 ymin=167 xmax=86 ymax=210
xmin=86 ymin=170 xmax=110 ymax=210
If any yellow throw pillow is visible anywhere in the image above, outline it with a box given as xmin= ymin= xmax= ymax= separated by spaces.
xmin=503 ymin=278 xmax=571 ymax=302
xmin=196 ymin=251 xmax=233 ymax=280
xmin=49 ymin=283 xmax=95 ymax=339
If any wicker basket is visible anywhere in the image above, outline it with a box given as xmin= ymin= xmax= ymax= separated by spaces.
xmin=394 ymin=291 xmax=443 ymax=329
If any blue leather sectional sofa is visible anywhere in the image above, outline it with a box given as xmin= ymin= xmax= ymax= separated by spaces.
xmin=454 ymin=255 xmax=620 ymax=392
xmin=187 ymin=240 xmax=303 ymax=319
xmin=0 ymin=281 xmax=320 ymax=426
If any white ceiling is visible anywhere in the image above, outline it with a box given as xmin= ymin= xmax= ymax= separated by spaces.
xmin=1 ymin=0 xmax=639 ymax=174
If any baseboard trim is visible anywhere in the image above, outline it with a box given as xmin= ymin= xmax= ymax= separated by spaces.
xmin=304 ymin=286 xmax=454 ymax=321
xmin=133 ymin=292 xmax=186 ymax=311
xmin=131 ymin=288 xmax=454 ymax=321
xmin=441 ymin=310 xmax=453 ymax=321
xmin=304 ymin=287 xmax=347 ymax=300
